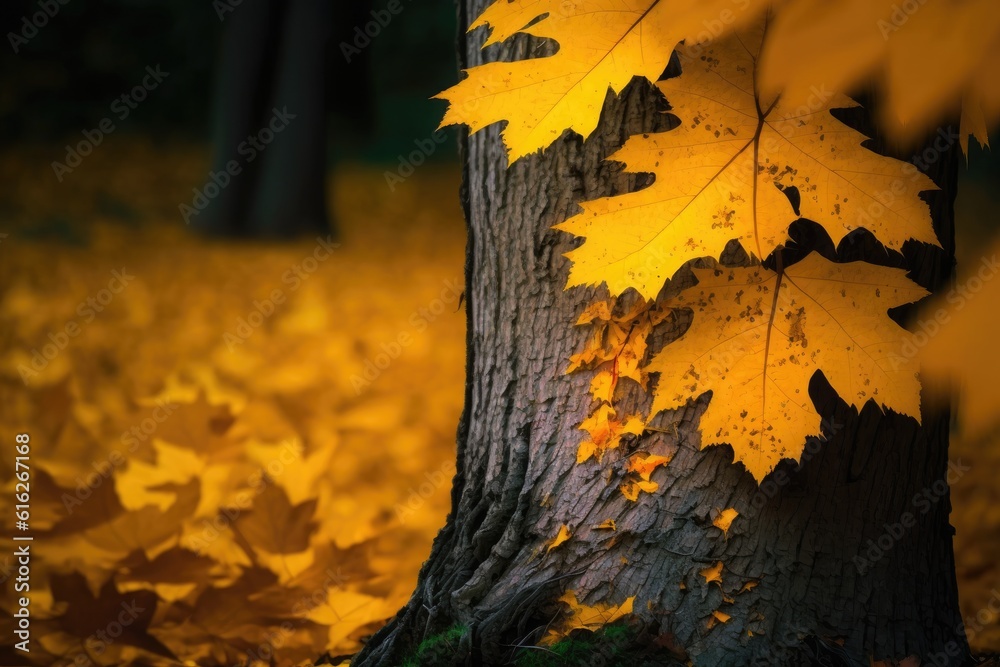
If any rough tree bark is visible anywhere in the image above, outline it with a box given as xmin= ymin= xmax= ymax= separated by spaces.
xmin=354 ymin=3 xmax=968 ymax=665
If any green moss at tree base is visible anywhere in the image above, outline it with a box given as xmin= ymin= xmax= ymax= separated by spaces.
xmin=401 ymin=624 xmax=469 ymax=667
xmin=396 ymin=620 xmax=686 ymax=666
xmin=515 ymin=622 xmax=688 ymax=667
xmin=515 ymin=624 xmax=634 ymax=667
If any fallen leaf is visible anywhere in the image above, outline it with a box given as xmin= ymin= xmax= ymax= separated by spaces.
xmin=232 ymin=483 xmax=318 ymax=555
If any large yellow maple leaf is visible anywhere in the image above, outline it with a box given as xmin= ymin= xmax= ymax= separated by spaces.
xmin=438 ymin=0 xmax=766 ymax=161
xmin=557 ymin=22 xmax=940 ymax=300
xmin=920 ymin=239 xmax=1000 ymax=440
xmin=648 ymin=253 xmax=927 ymax=481
xmin=757 ymin=0 xmax=1000 ymax=151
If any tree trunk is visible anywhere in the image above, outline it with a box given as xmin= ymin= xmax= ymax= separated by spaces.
xmin=354 ymin=3 xmax=969 ymax=665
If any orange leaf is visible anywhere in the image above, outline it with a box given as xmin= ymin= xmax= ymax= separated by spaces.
xmin=706 ymin=609 xmax=731 ymax=629
xmin=547 ymin=524 xmax=572 ymax=553
xmin=542 ymin=591 xmax=635 ymax=645
xmin=620 ymin=479 xmax=658 ymax=502
xmin=626 ymin=452 xmax=672 ymax=481
xmin=712 ymin=508 xmax=739 ymax=538
xmin=700 ymin=561 xmax=723 ymax=586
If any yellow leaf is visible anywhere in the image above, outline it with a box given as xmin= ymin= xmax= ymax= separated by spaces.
xmin=119 ymin=575 xmax=199 ymax=606
xmin=625 ymin=452 xmax=672 ymax=481
xmin=439 ymin=0 xmax=767 ymax=161
xmin=590 ymin=370 xmax=616 ymax=403
xmin=49 ymin=574 xmax=168 ymax=659
xmin=307 ymin=588 xmax=399 ymax=653
xmin=576 ymin=300 xmax=613 ymax=324
xmin=648 ymin=253 xmax=928 ymax=482
xmin=576 ymin=440 xmax=598 ymax=464
xmin=556 ymin=21 xmax=939 ymax=300
xmin=576 ymin=406 xmax=646 ymax=463
xmin=547 ymin=524 xmax=572 ymax=552
xmin=615 ymin=354 xmax=645 ymax=389
xmin=739 ymin=580 xmax=760 ymax=594
xmin=620 ymin=416 xmax=646 ymax=437
xmin=232 ymin=484 xmax=317 ymax=554
xmin=542 ymin=591 xmax=635 ymax=644
xmin=567 ymin=329 xmax=605 ymax=373
xmin=758 ymin=0 xmax=1000 ymax=150
xmin=700 ymin=561 xmax=723 ymax=586
xmin=595 ymin=519 xmax=617 ymax=531
xmin=920 ymin=241 xmax=1000 ymax=440
xmin=579 ymin=404 xmax=617 ymax=445
xmin=707 ymin=609 xmax=732 ymax=629
xmin=620 ymin=479 xmax=658 ymax=502
xmin=115 ymin=440 xmax=203 ymax=511
xmin=84 ymin=479 xmax=200 ymax=559
xmin=256 ymin=549 xmax=315 ymax=584
xmin=712 ymin=508 xmax=739 ymax=538
xmin=567 ymin=298 xmax=658 ymax=397
xmin=151 ymin=391 xmax=238 ymax=453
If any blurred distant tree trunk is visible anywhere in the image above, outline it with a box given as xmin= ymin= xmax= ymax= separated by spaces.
xmin=352 ymin=1 xmax=971 ymax=666
xmin=195 ymin=0 xmax=370 ymax=238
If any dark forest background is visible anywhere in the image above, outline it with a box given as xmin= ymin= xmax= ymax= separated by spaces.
xmin=0 ymin=0 xmax=458 ymax=162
